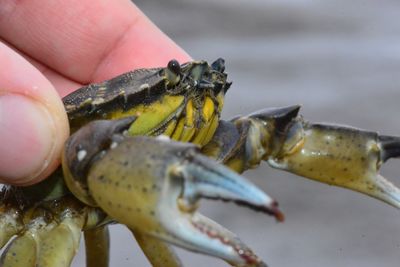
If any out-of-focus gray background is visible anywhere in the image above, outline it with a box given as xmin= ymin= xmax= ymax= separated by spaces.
xmin=73 ymin=0 xmax=400 ymax=266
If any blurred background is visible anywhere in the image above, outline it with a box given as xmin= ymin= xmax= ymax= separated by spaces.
xmin=73 ymin=0 xmax=400 ymax=266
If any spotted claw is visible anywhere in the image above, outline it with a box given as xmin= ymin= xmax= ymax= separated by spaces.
xmin=268 ymin=121 xmax=400 ymax=209
xmin=209 ymin=105 xmax=400 ymax=209
xmin=63 ymin=119 xmax=282 ymax=266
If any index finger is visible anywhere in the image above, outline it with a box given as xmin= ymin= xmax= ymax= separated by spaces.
xmin=0 ymin=0 xmax=190 ymax=93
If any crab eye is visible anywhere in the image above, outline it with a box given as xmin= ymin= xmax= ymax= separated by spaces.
xmin=165 ymin=59 xmax=181 ymax=86
xmin=168 ymin=59 xmax=181 ymax=75
xmin=211 ymin=58 xmax=225 ymax=72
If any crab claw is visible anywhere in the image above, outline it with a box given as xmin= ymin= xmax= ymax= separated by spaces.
xmin=83 ymin=134 xmax=281 ymax=266
xmin=207 ymin=105 xmax=400 ymax=210
xmin=245 ymin=106 xmax=400 ymax=208
xmin=242 ymin=105 xmax=400 ymax=208
xmin=268 ymin=121 xmax=400 ymax=209
xmin=172 ymin=144 xmax=283 ymax=220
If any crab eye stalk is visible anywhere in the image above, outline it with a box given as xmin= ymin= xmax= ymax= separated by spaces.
xmin=211 ymin=58 xmax=225 ymax=72
xmin=165 ymin=59 xmax=181 ymax=87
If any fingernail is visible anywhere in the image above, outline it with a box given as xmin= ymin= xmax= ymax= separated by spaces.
xmin=0 ymin=94 xmax=56 ymax=184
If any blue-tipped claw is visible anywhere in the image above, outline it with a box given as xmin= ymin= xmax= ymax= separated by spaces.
xmin=78 ymin=132 xmax=279 ymax=266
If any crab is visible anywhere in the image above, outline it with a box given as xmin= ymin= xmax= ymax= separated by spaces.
xmin=0 ymin=59 xmax=399 ymax=267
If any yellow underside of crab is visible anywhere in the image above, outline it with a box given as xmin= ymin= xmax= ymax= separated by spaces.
xmin=107 ymin=93 xmax=224 ymax=148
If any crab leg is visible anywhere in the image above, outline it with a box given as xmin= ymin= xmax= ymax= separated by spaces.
xmin=0 ymin=210 xmax=57 ymax=267
xmin=36 ymin=215 xmax=84 ymax=267
xmin=84 ymin=226 xmax=110 ymax=267
xmin=62 ymin=119 xmax=284 ymax=266
xmin=204 ymin=105 xmax=400 ymax=208
xmin=0 ymin=198 xmax=86 ymax=267
xmin=0 ymin=205 xmax=23 ymax=249
xmin=131 ymin=229 xmax=183 ymax=267
xmin=0 ymin=230 xmax=38 ymax=266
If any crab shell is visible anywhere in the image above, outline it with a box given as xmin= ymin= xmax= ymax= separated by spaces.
xmin=62 ymin=59 xmax=229 ymax=206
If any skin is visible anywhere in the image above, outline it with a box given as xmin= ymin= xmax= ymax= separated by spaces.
xmin=0 ymin=0 xmax=191 ymax=185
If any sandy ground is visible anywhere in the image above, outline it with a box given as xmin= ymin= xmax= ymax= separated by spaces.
xmin=72 ymin=1 xmax=400 ymax=266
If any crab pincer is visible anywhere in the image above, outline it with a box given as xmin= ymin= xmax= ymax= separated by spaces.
xmin=62 ymin=118 xmax=282 ymax=266
xmin=267 ymin=117 xmax=400 ymax=209
xmin=210 ymin=105 xmax=400 ymax=209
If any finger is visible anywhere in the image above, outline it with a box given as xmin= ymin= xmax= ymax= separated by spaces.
xmin=0 ymin=42 xmax=69 ymax=185
xmin=0 ymin=0 xmax=191 ymax=92
xmin=0 ymin=40 xmax=83 ymax=97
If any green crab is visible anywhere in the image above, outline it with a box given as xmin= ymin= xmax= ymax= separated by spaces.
xmin=0 ymin=59 xmax=399 ymax=267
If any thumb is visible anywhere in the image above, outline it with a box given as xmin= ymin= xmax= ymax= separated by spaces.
xmin=0 ymin=42 xmax=69 ymax=185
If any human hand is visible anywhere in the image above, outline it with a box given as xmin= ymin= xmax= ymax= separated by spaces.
xmin=0 ymin=0 xmax=190 ymax=185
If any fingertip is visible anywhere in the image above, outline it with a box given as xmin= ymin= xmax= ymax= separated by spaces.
xmin=0 ymin=42 xmax=69 ymax=185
